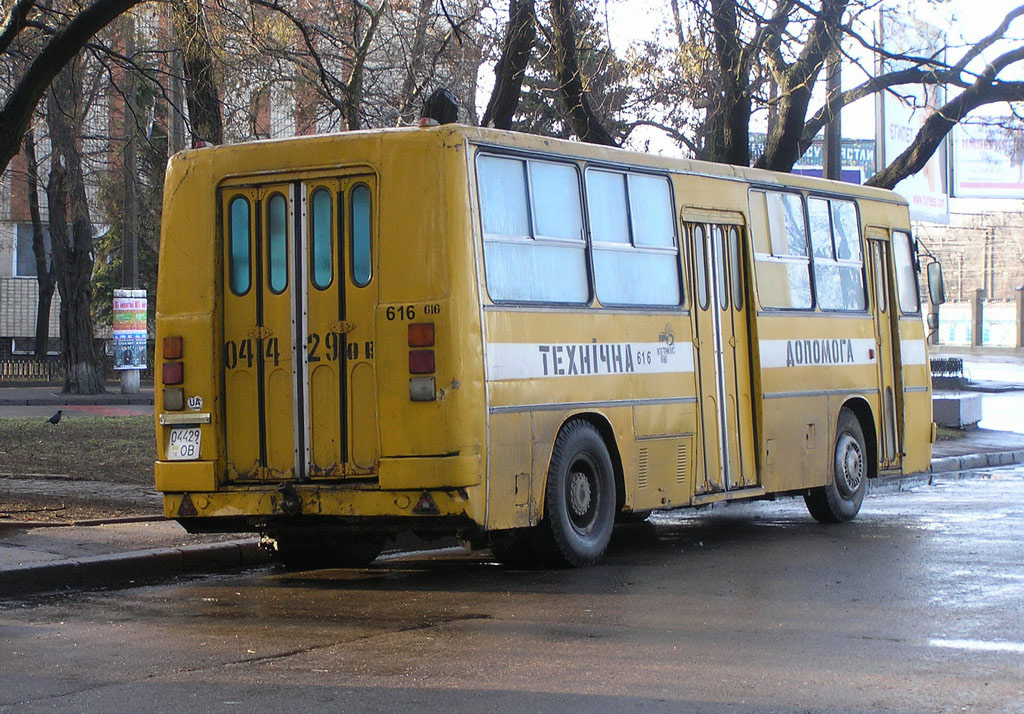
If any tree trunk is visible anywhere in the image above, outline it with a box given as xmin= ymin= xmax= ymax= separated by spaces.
xmin=547 ymin=0 xmax=616 ymax=146
xmin=706 ymin=0 xmax=750 ymax=166
xmin=46 ymin=64 xmax=105 ymax=394
xmin=170 ymin=0 xmax=223 ymax=145
xmin=481 ymin=0 xmax=536 ymax=129
xmin=23 ymin=129 xmax=56 ymax=359
xmin=756 ymin=0 xmax=848 ymax=172
xmin=396 ymin=0 xmax=436 ymax=125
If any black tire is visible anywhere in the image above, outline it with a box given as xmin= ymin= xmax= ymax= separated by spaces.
xmin=804 ymin=408 xmax=868 ymax=523
xmin=531 ymin=420 xmax=616 ymax=567
xmin=271 ymin=531 xmax=384 ymax=570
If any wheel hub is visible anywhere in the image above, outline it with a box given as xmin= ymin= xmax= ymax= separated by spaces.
xmin=569 ymin=471 xmax=592 ymax=517
xmin=835 ymin=434 xmax=863 ymax=496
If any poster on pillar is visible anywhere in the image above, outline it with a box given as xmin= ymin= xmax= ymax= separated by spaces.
xmin=113 ymin=289 xmax=148 ymax=370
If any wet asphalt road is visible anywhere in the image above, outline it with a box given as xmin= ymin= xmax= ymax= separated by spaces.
xmin=2 ymin=467 xmax=1023 ymax=713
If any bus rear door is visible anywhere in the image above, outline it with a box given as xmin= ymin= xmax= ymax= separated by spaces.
xmin=220 ymin=175 xmax=378 ymax=482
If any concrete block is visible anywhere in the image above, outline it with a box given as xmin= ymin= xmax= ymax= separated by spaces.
xmin=929 ymin=456 xmax=961 ymax=473
xmin=932 ymin=394 xmax=982 ymax=429
xmin=959 ymin=453 xmax=987 ymax=471
xmin=0 ymin=560 xmax=80 ymax=597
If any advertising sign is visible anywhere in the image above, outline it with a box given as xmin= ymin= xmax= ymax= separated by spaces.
xmin=953 ymin=121 xmax=1024 ymax=198
xmin=113 ymin=289 xmax=147 ymax=370
xmin=878 ymin=13 xmax=950 ymax=223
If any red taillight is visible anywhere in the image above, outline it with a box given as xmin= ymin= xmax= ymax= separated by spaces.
xmin=409 ymin=350 xmax=435 ymax=374
xmin=408 ymin=323 xmax=435 ymax=347
xmin=162 ymin=361 xmax=184 ymax=385
xmin=163 ymin=335 xmax=183 ymax=359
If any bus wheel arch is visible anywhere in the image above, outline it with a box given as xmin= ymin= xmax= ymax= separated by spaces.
xmin=840 ymin=397 xmax=878 ymax=481
xmin=532 ymin=416 xmax=619 ymax=567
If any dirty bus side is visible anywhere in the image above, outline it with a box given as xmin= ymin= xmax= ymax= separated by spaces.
xmin=154 ymin=125 xmax=934 ymax=568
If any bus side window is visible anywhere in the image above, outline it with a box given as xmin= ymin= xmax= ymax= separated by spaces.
xmin=588 ymin=169 xmax=681 ymax=307
xmin=478 ymin=155 xmax=588 ymax=303
xmin=228 ymin=196 xmax=251 ymax=295
xmin=892 ymin=230 xmax=920 ymax=314
xmin=808 ymin=197 xmax=865 ymax=312
xmin=749 ymin=190 xmax=812 ymax=309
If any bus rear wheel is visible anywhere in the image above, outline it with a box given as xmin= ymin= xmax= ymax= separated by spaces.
xmin=805 ymin=408 xmax=867 ymax=523
xmin=532 ymin=420 xmax=616 ymax=567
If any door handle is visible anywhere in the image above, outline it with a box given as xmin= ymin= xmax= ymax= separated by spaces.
xmin=330 ymin=321 xmax=357 ymax=334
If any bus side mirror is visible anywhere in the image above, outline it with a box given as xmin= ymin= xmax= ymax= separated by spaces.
xmin=927 ymin=262 xmax=946 ymax=305
xmin=926 ymin=312 xmax=939 ymax=330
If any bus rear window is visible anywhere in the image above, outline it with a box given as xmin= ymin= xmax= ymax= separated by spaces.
xmin=266 ymin=193 xmax=288 ymax=294
xmin=228 ymin=196 xmax=251 ymax=295
xmin=351 ymin=184 xmax=373 ymax=287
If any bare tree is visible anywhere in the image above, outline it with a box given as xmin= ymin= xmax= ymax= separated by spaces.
xmin=46 ymin=62 xmax=105 ymax=394
xmin=23 ymin=128 xmax=57 ymax=359
xmin=0 ymin=0 xmax=148 ymax=174
xmin=481 ymin=0 xmax=536 ymax=128
xmin=547 ymin=0 xmax=616 ymax=145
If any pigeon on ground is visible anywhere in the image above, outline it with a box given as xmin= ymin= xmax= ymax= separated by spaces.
xmin=47 ymin=409 xmax=62 ymax=425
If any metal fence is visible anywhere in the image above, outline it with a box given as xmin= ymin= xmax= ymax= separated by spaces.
xmin=0 ymin=359 xmax=62 ymax=382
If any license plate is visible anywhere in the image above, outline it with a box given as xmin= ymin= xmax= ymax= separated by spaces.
xmin=168 ymin=427 xmax=201 ymax=461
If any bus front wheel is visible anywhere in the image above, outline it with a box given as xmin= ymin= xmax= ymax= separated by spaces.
xmin=805 ymin=408 xmax=867 ymax=523
xmin=533 ymin=420 xmax=616 ymax=567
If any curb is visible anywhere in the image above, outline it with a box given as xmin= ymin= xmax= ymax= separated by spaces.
xmin=871 ymin=447 xmax=1024 ymax=494
xmin=0 ymin=538 xmax=271 ymax=598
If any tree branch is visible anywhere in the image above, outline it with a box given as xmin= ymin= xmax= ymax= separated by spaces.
xmin=0 ymin=0 xmax=148 ymax=174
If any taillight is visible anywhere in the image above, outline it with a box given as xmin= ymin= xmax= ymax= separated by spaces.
xmin=162 ymin=361 xmax=184 ymax=385
xmin=409 ymin=350 xmax=435 ymax=374
xmin=162 ymin=336 xmax=185 ymax=406
xmin=163 ymin=335 xmax=183 ymax=360
xmin=408 ymin=323 xmax=434 ymax=347
xmin=408 ymin=322 xmax=436 ymax=401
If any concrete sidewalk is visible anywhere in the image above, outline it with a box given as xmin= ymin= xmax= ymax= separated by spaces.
xmin=3 ymin=427 xmax=1024 ymax=599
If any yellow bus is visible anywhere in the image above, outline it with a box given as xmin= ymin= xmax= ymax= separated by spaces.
xmin=154 ymin=124 xmax=941 ymax=568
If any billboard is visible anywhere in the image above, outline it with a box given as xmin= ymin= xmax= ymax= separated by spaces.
xmin=953 ymin=120 xmax=1024 ymax=198
xmin=113 ymin=289 xmax=147 ymax=370
xmin=877 ymin=13 xmax=950 ymax=223
xmin=749 ymin=134 xmax=875 ymax=183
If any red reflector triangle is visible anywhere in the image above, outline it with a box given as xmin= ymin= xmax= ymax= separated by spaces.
xmin=412 ymin=491 xmax=439 ymax=515
xmin=177 ymin=493 xmax=198 ymax=517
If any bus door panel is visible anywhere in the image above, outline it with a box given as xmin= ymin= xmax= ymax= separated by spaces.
xmin=300 ymin=177 xmax=378 ymax=478
xmin=222 ymin=188 xmax=261 ymax=480
xmin=867 ymin=233 xmax=903 ymax=469
xmin=689 ymin=223 xmax=723 ymax=493
xmin=689 ymin=222 xmax=756 ymax=494
xmin=724 ymin=226 xmax=757 ymax=488
xmin=221 ymin=184 xmax=298 ymax=481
